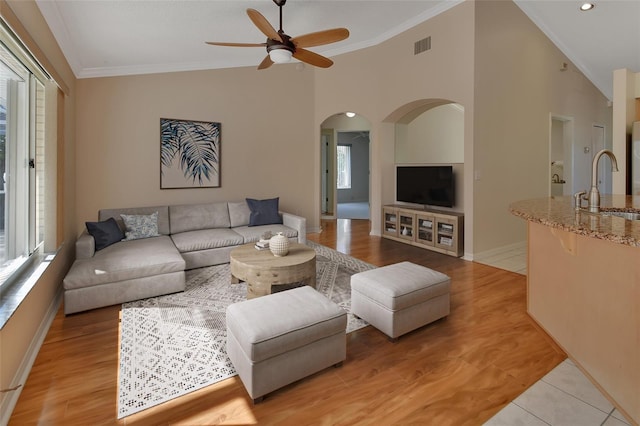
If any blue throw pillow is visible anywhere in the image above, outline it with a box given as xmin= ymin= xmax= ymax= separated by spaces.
xmin=86 ymin=217 xmax=125 ymax=251
xmin=246 ymin=197 xmax=283 ymax=226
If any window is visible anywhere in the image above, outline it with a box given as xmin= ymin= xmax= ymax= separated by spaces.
xmin=337 ymin=144 xmax=351 ymax=189
xmin=0 ymin=34 xmax=47 ymax=288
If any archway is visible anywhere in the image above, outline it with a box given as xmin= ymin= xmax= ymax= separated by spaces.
xmin=320 ymin=112 xmax=372 ymax=220
xmin=386 ymin=100 xmax=465 ymax=212
xmin=377 ymin=98 xmax=469 ymax=258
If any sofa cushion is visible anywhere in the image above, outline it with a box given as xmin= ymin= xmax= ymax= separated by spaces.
xmin=171 ymin=228 xmax=244 ymax=253
xmin=233 ymin=224 xmax=297 ymax=244
xmin=85 ymin=218 xmax=124 ymax=251
xmin=121 ymin=212 xmax=161 ymax=240
xmin=169 ymin=202 xmax=230 ymax=234
xmin=228 ymin=201 xmax=251 ymax=228
xmin=63 ymin=236 xmax=185 ymax=289
xmin=99 ymin=205 xmax=170 ymax=235
xmin=246 ymin=197 xmax=282 ymax=226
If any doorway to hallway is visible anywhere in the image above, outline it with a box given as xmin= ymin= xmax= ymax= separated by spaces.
xmin=320 ymin=113 xmax=371 ymax=220
xmin=337 ymin=201 xmax=369 ymax=219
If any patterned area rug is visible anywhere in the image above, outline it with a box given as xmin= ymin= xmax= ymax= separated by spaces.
xmin=117 ymin=242 xmax=374 ymax=418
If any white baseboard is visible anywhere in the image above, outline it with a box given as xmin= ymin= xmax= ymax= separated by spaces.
xmin=0 ymin=288 xmax=62 ymax=426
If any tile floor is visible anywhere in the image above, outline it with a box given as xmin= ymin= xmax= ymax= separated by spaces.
xmin=484 ymin=359 xmax=631 ymax=426
xmin=479 ymin=250 xmax=632 ymax=426
xmin=474 ymin=242 xmax=528 ymax=275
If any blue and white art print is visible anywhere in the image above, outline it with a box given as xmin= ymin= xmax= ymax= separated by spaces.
xmin=160 ymin=118 xmax=221 ymax=189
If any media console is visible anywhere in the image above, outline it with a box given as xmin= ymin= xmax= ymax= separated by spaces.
xmin=382 ymin=205 xmax=464 ymax=257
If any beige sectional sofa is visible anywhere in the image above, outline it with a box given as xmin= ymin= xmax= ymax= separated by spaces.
xmin=63 ymin=200 xmax=306 ymax=315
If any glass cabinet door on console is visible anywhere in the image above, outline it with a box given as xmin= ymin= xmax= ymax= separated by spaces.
xmin=435 ymin=218 xmax=456 ymax=251
xmin=416 ymin=213 xmax=435 ymax=246
xmin=398 ymin=211 xmax=415 ymax=241
xmin=383 ymin=207 xmax=398 ymax=237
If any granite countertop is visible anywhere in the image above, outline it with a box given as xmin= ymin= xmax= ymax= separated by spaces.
xmin=509 ymin=195 xmax=640 ymax=247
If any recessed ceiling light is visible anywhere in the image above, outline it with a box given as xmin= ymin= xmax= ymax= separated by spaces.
xmin=580 ymin=2 xmax=595 ymax=11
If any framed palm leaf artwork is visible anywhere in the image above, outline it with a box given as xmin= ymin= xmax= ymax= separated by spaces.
xmin=160 ymin=118 xmax=221 ymax=189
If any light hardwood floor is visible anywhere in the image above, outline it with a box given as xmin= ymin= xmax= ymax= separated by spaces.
xmin=9 ymin=219 xmax=566 ymax=425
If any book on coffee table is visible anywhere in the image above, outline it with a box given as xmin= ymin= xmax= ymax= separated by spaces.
xmin=255 ymin=240 xmax=270 ymax=250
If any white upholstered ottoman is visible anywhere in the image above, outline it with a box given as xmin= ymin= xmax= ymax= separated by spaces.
xmin=351 ymin=261 xmax=450 ymax=341
xmin=226 ymin=286 xmax=347 ymax=403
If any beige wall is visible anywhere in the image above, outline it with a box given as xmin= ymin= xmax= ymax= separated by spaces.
xmin=395 ymin=103 xmax=464 ymax=164
xmin=472 ymin=0 xmax=612 ymax=253
xmin=75 ymin=67 xmax=315 ymax=228
xmin=0 ymin=0 xmax=76 ymax=417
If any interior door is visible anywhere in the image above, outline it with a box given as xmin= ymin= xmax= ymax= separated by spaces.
xmin=321 ymin=129 xmax=334 ymax=215
xmin=321 ymin=134 xmax=328 ymax=213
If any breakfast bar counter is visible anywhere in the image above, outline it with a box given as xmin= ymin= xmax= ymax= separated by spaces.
xmin=510 ymin=195 xmax=639 ymax=426
xmin=510 ymin=194 xmax=640 ymax=246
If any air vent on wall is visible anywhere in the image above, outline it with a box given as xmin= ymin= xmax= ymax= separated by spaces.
xmin=414 ymin=36 xmax=431 ymax=55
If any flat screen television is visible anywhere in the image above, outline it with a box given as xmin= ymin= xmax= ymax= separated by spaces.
xmin=396 ymin=165 xmax=455 ymax=208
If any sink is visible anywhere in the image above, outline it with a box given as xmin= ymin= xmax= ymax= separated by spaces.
xmin=601 ymin=210 xmax=640 ymax=221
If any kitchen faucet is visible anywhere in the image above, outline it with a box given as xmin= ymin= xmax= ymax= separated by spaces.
xmin=575 ymin=149 xmax=619 ymax=213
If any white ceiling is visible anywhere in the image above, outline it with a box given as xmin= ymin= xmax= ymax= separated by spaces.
xmin=35 ymin=0 xmax=640 ymax=100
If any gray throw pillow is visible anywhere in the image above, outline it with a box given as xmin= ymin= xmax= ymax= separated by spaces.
xmin=228 ymin=201 xmax=252 ymax=227
xmin=246 ymin=197 xmax=283 ymax=226
xmin=120 ymin=212 xmax=160 ymax=240
xmin=86 ymin=217 xmax=124 ymax=251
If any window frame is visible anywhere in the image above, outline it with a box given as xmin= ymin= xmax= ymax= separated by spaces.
xmin=337 ymin=143 xmax=352 ymax=190
xmin=0 ymin=23 xmax=49 ymax=290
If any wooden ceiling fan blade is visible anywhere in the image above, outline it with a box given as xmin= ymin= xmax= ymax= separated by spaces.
xmin=291 ymin=28 xmax=349 ymax=48
xmin=258 ymin=55 xmax=274 ymax=70
xmin=293 ymin=48 xmax=333 ymax=68
xmin=205 ymin=41 xmax=266 ymax=47
xmin=247 ymin=8 xmax=283 ymax=42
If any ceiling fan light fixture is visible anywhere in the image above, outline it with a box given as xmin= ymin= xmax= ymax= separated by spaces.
xmin=206 ymin=4 xmax=349 ymax=70
xmin=579 ymin=2 xmax=595 ymax=11
xmin=269 ymin=48 xmax=293 ymax=64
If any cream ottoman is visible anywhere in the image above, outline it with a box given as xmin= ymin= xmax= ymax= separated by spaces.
xmin=351 ymin=261 xmax=450 ymax=341
xmin=226 ymin=286 xmax=347 ymax=403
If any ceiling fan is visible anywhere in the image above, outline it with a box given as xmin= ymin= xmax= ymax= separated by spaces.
xmin=205 ymin=0 xmax=349 ymax=70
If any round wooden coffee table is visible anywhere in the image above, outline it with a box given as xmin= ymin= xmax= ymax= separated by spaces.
xmin=230 ymin=242 xmax=317 ymax=299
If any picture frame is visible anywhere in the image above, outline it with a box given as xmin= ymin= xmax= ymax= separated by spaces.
xmin=160 ymin=118 xmax=221 ymax=189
